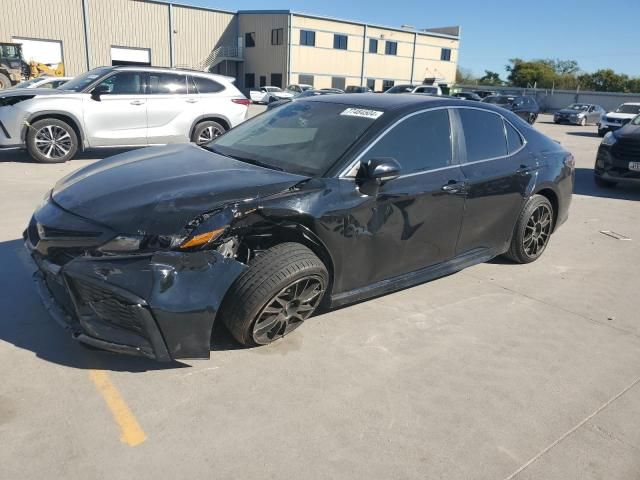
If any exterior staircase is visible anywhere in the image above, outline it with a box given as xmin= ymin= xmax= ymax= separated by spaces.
xmin=194 ymin=45 xmax=243 ymax=72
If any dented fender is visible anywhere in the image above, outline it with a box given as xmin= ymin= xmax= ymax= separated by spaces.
xmin=52 ymin=250 xmax=246 ymax=360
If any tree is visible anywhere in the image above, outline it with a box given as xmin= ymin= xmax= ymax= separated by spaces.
xmin=588 ymin=69 xmax=629 ymax=92
xmin=478 ymin=70 xmax=503 ymax=85
xmin=455 ymin=66 xmax=476 ymax=84
xmin=506 ymin=58 xmax=557 ymax=88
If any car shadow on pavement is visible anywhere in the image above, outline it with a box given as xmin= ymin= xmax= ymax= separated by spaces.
xmin=565 ymin=131 xmax=601 ymax=138
xmin=0 ymin=238 xmax=190 ymax=371
xmin=573 ymin=167 xmax=640 ymax=200
xmin=0 ymin=147 xmax=141 ymax=163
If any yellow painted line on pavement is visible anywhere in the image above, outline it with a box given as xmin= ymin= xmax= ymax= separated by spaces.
xmin=89 ymin=369 xmax=147 ymax=447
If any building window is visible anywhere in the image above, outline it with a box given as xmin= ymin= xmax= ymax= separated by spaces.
xmin=245 ymin=73 xmax=255 ymax=89
xmin=441 ymin=48 xmax=452 ymax=61
xmin=385 ymin=41 xmax=397 ymax=55
xmin=382 ymin=80 xmax=395 ymax=91
xmin=367 ymin=78 xmax=376 ymax=91
xmin=333 ymin=34 xmax=348 ymax=50
xmin=271 ymin=28 xmax=283 ymax=46
xmin=259 ymin=75 xmax=266 ymax=87
xmin=271 ymin=73 xmax=283 ymax=88
xmin=245 ymin=32 xmax=256 ymax=48
xmin=369 ymin=39 xmax=378 ymax=54
xmin=300 ymin=30 xmax=315 ymax=46
xmin=299 ymin=74 xmax=314 ymax=86
xmin=331 ymin=77 xmax=346 ymax=91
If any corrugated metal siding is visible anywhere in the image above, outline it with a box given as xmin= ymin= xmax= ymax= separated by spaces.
xmin=172 ymin=6 xmax=236 ymax=69
xmin=0 ymin=0 xmax=86 ymax=75
xmin=238 ymin=13 xmax=288 ymax=86
xmin=87 ymin=0 xmax=170 ymax=68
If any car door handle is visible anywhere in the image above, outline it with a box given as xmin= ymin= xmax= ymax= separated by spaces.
xmin=441 ymin=182 xmax=466 ymax=194
xmin=515 ymin=165 xmax=536 ymax=175
xmin=130 ymin=100 xmax=145 ymax=106
xmin=185 ymin=98 xmax=199 ymax=103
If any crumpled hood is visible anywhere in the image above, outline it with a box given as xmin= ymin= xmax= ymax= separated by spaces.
xmin=52 ymin=143 xmax=308 ymax=235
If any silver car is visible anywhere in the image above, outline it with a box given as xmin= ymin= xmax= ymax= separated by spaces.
xmin=0 ymin=66 xmax=249 ymax=162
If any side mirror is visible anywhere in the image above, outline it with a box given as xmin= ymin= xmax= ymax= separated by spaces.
xmin=90 ymin=84 xmax=110 ymax=101
xmin=357 ymin=157 xmax=401 ymax=196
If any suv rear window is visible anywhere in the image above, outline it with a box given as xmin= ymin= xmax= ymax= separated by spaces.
xmin=192 ymin=76 xmax=225 ymax=94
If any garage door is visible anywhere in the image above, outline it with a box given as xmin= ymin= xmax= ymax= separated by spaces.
xmin=110 ymin=47 xmax=151 ymax=66
xmin=13 ymin=37 xmax=63 ymax=65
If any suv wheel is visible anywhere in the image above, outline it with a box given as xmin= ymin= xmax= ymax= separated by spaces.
xmin=26 ymin=118 xmax=78 ymax=163
xmin=0 ymin=73 xmax=11 ymax=90
xmin=191 ymin=120 xmax=226 ymax=145
xmin=221 ymin=243 xmax=328 ymax=347
xmin=504 ymin=195 xmax=554 ymax=264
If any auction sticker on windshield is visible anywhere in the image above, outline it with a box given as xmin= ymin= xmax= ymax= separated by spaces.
xmin=340 ymin=108 xmax=383 ymax=119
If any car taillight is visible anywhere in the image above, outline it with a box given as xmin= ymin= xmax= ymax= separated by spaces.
xmin=232 ymin=98 xmax=251 ymax=106
xmin=564 ymin=153 xmax=575 ymax=169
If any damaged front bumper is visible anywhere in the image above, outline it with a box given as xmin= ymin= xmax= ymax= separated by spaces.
xmin=27 ymin=243 xmax=246 ymax=361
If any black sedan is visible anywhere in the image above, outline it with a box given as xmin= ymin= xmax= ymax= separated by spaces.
xmin=25 ymin=95 xmax=574 ymax=361
xmin=482 ymin=95 xmax=540 ymax=124
xmin=594 ymin=117 xmax=640 ymax=187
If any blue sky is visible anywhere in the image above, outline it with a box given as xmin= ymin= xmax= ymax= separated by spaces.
xmin=184 ymin=0 xmax=640 ymax=79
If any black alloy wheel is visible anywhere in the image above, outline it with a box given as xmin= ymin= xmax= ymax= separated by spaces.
xmin=252 ymin=275 xmax=325 ymax=344
xmin=504 ymin=194 xmax=554 ymax=264
xmin=522 ymin=204 xmax=552 ymax=258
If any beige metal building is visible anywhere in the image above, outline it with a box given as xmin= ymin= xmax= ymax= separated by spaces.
xmin=0 ymin=0 xmax=460 ymax=91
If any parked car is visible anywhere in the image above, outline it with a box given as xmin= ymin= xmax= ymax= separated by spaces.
xmin=597 ymin=103 xmax=640 ymax=137
xmin=286 ymin=84 xmax=313 ymax=94
xmin=11 ymin=76 xmax=72 ymax=89
xmin=481 ymin=95 xmax=539 ymax=124
xmin=474 ymin=90 xmax=497 ymax=99
xmin=0 ymin=66 xmax=249 ymax=163
xmin=319 ymin=88 xmax=344 ymax=94
xmin=412 ymin=85 xmax=442 ymax=96
xmin=25 ymin=94 xmax=573 ymax=361
xmin=554 ymin=103 xmax=605 ymax=126
xmin=345 ymin=85 xmax=373 ymax=93
xmin=266 ymin=89 xmax=339 ymax=109
xmin=594 ymin=116 xmax=640 ymax=187
xmin=249 ymin=86 xmax=293 ymax=104
xmin=384 ymin=84 xmax=418 ymax=94
xmin=452 ymin=91 xmax=482 ymax=101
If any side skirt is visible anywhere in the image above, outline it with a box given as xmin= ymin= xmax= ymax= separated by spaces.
xmin=329 ymin=248 xmax=496 ymax=308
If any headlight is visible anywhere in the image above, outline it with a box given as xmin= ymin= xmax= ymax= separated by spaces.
xmin=98 ymin=234 xmax=186 ymax=253
xmin=601 ymin=131 xmax=617 ymax=146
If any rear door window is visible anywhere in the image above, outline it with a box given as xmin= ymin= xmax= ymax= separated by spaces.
xmin=364 ymin=109 xmax=452 ymax=174
xmin=147 ymin=73 xmax=188 ymax=94
xmin=458 ymin=109 xmax=508 ymax=162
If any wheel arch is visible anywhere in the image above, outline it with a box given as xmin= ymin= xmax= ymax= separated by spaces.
xmin=189 ymin=115 xmax=231 ymax=140
xmin=25 ymin=111 xmax=85 ymax=149
xmin=532 ymin=185 xmax=559 ymax=231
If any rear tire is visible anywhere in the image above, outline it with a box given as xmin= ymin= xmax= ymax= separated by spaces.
xmin=0 ymin=73 xmax=11 ymax=90
xmin=191 ymin=120 xmax=226 ymax=145
xmin=598 ymin=128 xmax=607 ymax=137
xmin=594 ymin=175 xmax=617 ymax=188
xmin=221 ymin=243 xmax=328 ymax=347
xmin=26 ymin=118 xmax=78 ymax=163
xmin=504 ymin=195 xmax=554 ymax=264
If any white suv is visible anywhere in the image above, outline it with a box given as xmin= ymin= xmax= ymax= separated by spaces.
xmin=0 ymin=66 xmax=250 ymax=162
xmin=598 ymin=102 xmax=640 ymax=137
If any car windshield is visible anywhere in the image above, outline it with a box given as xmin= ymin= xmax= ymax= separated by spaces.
xmin=385 ymin=85 xmax=414 ymax=93
xmin=632 ymin=115 xmax=640 ymax=125
xmin=300 ymin=85 xmax=312 ymax=91
xmin=483 ymin=96 xmax=514 ymax=105
xmin=58 ymin=68 xmax=111 ymax=91
xmin=264 ymin=87 xmax=282 ymax=92
xmin=13 ymin=78 xmax=45 ymax=88
xmin=615 ymin=104 xmax=640 ymax=114
xmin=205 ymin=101 xmax=382 ymax=177
xmin=566 ymin=104 xmax=589 ymax=111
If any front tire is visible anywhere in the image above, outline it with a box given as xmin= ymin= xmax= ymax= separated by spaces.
xmin=191 ymin=120 xmax=226 ymax=145
xmin=221 ymin=243 xmax=328 ymax=347
xmin=504 ymin=195 xmax=554 ymax=264
xmin=579 ymin=117 xmax=587 ymax=126
xmin=26 ymin=118 xmax=78 ymax=163
xmin=0 ymin=73 xmax=11 ymax=90
xmin=597 ymin=128 xmax=607 ymax=137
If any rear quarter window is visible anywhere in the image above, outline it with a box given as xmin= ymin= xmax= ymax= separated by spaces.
xmin=505 ymin=121 xmax=524 ymax=154
xmin=193 ymin=76 xmax=225 ymax=94
xmin=459 ymin=109 xmax=508 ymax=162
